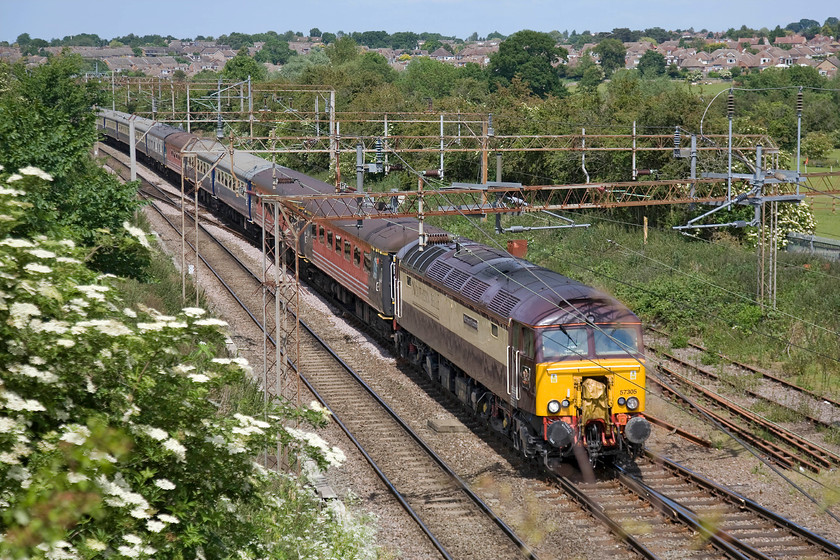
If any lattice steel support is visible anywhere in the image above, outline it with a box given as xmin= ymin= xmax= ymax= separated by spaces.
xmin=260 ymin=200 xmax=305 ymax=470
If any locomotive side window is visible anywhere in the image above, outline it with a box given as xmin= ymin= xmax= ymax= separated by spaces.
xmin=344 ymin=240 xmax=351 ymax=261
xmin=523 ymin=329 xmax=535 ymax=357
xmin=491 ymin=324 xmax=499 ymax=338
xmin=310 ymin=224 xmax=317 ymax=237
xmin=353 ymin=246 xmax=361 ymax=267
xmin=363 ymin=251 xmax=371 ymax=272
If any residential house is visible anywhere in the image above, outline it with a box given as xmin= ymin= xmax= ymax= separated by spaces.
xmin=816 ymin=57 xmax=840 ymax=78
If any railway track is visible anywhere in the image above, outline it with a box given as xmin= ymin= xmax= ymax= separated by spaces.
xmin=643 ymin=340 xmax=840 ymax=473
xmin=647 ymin=327 xmax=840 ymax=429
xmin=101 ymin=146 xmax=840 ymax=559
xmin=101 ymin=144 xmax=539 ymax=559
xmin=550 ymin=450 xmax=840 ymax=560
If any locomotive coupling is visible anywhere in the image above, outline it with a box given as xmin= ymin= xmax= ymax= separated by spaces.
xmin=624 ymin=415 xmax=651 ymax=444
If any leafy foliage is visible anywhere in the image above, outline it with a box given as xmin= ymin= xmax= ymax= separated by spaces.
xmin=488 ymin=31 xmax=568 ymax=99
xmin=0 ymin=55 xmax=146 ymax=276
xmin=221 ymin=48 xmax=267 ymax=82
xmin=0 ymin=172 xmax=371 ymax=559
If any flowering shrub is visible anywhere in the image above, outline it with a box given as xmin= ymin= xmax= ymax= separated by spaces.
xmin=0 ymin=167 xmax=372 ymax=559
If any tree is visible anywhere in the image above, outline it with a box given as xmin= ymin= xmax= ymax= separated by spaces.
xmin=321 ymin=32 xmax=336 ymax=44
xmin=488 ymin=30 xmax=568 ymax=98
xmin=254 ymin=37 xmax=295 ymax=65
xmin=802 ymin=131 xmax=834 ymax=162
xmin=324 ymin=36 xmax=358 ymax=65
xmin=309 ymin=27 xmax=322 ymax=38
xmin=593 ymin=38 xmax=626 ymax=77
xmin=637 ymin=49 xmax=666 ymax=78
xmin=221 ymin=47 xmax=267 ymax=81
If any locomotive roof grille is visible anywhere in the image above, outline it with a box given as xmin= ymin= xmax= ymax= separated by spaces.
xmin=462 ymin=277 xmax=490 ymax=302
xmin=488 ymin=289 xmax=521 ymax=317
xmin=427 ymin=261 xmax=452 ymax=284
xmin=442 ymin=269 xmax=470 ymax=292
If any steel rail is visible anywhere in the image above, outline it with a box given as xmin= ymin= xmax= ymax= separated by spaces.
xmin=107 ymin=151 xmax=540 ymax=559
xmin=644 ymin=451 xmax=840 ymax=558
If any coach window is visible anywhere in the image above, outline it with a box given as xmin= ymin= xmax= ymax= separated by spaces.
xmin=310 ymin=224 xmax=317 ymax=237
xmin=353 ymin=246 xmax=361 ymax=267
xmin=335 ymin=235 xmax=341 ymax=253
xmin=318 ymin=226 xmax=325 ymax=244
xmin=327 ymin=231 xmax=333 ymax=248
xmin=344 ymin=240 xmax=351 ymax=261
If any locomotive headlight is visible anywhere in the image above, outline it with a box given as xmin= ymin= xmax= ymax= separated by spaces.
xmin=626 ymin=397 xmax=640 ymax=410
xmin=547 ymin=400 xmax=561 ymax=414
xmin=561 ymin=399 xmax=570 ymax=409
xmin=617 ymin=397 xmax=626 ymax=406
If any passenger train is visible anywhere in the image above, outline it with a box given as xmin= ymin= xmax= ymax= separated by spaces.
xmin=98 ymin=108 xmax=651 ymax=467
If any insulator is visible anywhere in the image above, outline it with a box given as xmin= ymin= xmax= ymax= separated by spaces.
xmin=673 ymin=126 xmax=681 ymax=148
xmin=375 ymin=138 xmax=383 ymax=164
xmin=727 ymin=90 xmax=735 ymax=119
xmin=796 ymin=88 xmax=803 ymax=117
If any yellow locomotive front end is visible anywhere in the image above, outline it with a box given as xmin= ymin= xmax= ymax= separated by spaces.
xmin=534 ymin=323 xmax=650 ymax=461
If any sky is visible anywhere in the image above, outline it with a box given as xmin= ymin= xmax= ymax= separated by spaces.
xmin=0 ymin=0 xmax=837 ymax=44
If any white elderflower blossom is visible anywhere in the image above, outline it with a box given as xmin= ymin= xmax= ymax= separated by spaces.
xmin=117 ymin=545 xmax=140 ymax=558
xmin=67 ymin=472 xmax=89 ymax=483
xmin=137 ymin=321 xmax=167 ymax=332
xmin=182 ymin=307 xmax=206 ymax=317
xmin=123 ymin=307 xmax=137 ymax=318
xmin=157 ymin=513 xmax=179 ymax=524
xmin=59 ymin=424 xmax=91 ymax=445
xmin=194 ymin=318 xmax=228 ymax=327
xmin=153 ymin=478 xmax=176 ymax=490
xmin=56 ymin=339 xmax=75 ymax=348
xmin=122 ymin=534 xmax=142 ymax=545
xmin=163 ymin=438 xmax=186 ymax=461
xmin=28 ymin=248 xmax=56 ymax=259
xmin=0 ymin=417 xmax=19 ymax=433
xmin=85 ymin=539 xmax=107 ymax=552
xmin=69 ymin=297 xmax=89 ymax=308
xmin=59 ymin=239 xmax=75 ymax=248
xmin=0 ymin=238 xmax=35 ymax=248
xmin=2 ymin=391 xmax=46 ymax=412
xmin=140 ymin=425 xmax=168 ymax=441
xmin=188 ymin=373 xmax=210 ymax=383
xmin=56 ymin=256 xmax=81 ymax=264
xmin=9 ymin=363 xmax=59 ymax=384
xmin=88 ymin=450 xmax=117 ymax=462
xmin=19 ymin=166 xmax=53 ymax=181
xmin=34 ymin=319 xmax=69 ymax=334
xmin=122 ymin=221 xmax=150 ymax=248
xmin=166 ymin=321 xmax=188 ymax=329
xmin=8 ymin=301 xmax=41 ymax=328
xmin=6 ymin=173 xmax=23 ymax=182
xmin=24 ymin=263 xmax=52 ymax=274
xmin=146 ymin=519 xmax=165 ymax=532
xmin=130 ymin=507 xmax=151 ymax=519
xmin=310 ymin=400 xmax=332 ymax=418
